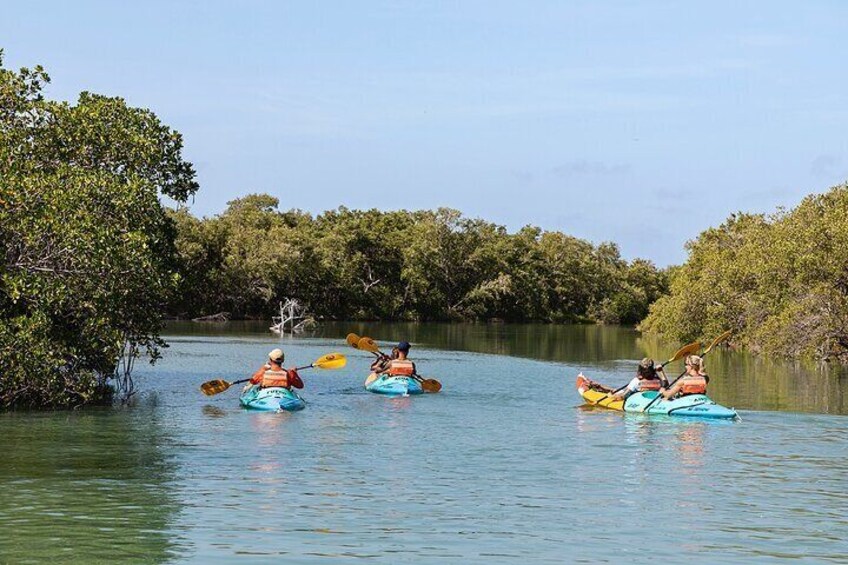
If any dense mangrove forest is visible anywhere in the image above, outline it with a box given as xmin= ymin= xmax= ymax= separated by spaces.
xmin=641 ymin=183 xmax=848 ymax=363
xmin=0 ymin=54 xmax=198 ymax=407
xmin=2 ymin=52 xmax=848 ymax=408
xmin=167 ymin=197 xmax=668 ymax=325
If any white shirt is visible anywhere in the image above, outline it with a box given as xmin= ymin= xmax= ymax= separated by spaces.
xmin=624 ymin=377 xmax=642 ymax=393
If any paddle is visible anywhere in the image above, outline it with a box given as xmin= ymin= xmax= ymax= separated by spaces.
xmin=640 ymin=330 xmax=731 ymax=412
xmin=590 ymin=341 xmax=701 ymax=406
xmin=199 ymin=352 xmax=348 ymax=396
xmin=346 ymin=332 xmax=362 ymax=349
xmin=356 ymin=336 xmax=442 ymax=393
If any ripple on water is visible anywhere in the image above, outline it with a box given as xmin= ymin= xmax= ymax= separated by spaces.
xmin=1 ymin=337 xmax=848 ymax=563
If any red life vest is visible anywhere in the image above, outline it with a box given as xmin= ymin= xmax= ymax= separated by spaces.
xmin=680 ymin=374 xmax=707 ymax=395
xmin=388 ymin=359 xmax=415 ymax=377
xmin=638 ymin=378 xmax=662 ymax=392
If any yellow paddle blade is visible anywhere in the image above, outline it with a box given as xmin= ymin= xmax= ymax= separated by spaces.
xmin=313 ymin=352 xmax=347 ymax=369
xmin=665 ymin=341 xmax=701 ymax=364
xmin=704 ymin=330 xmax=732 ymax=355
xmin=200 ymin=379 xmax=231 ymax=396
xmin=357 ymin=336 xmax=380 ymax=353
xmin=346 ymin=333 xmax=361 ymax=348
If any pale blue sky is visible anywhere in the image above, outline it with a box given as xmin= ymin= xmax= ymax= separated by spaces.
xmin=3 ymin=1 xmax=847 ymax=265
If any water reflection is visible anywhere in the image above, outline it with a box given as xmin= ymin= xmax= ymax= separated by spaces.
xmin=165 ymin=321 xmax=848 ymax=415
xmin=0 ymin=407 xmax=183 ymax=563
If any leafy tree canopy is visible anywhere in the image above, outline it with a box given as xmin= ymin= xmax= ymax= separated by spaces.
xmin=0 ymin=52 xmax=197 ymax=407
xmin=640 ymin=183 xmax=848 ymax=362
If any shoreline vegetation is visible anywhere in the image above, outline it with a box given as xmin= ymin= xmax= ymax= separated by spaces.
xmin=167 ymin=196 xmax=668 ymax=326
xmin=2 ymin=54 xmax=847 ymax=408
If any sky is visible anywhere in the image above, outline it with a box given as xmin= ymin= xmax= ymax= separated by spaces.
xmin=2 ymin=1 xmax=847 ymax=265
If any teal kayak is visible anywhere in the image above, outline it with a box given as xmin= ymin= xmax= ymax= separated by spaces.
xmin=365 ymin=374 xmax=424 ymax=396
xmin=239 ymin=385 xmax=306 ymax=412
xmin=577 ymin=375 xmax=737 ymax=419
xmin=623 ymin=391 xmax=738 ymax=419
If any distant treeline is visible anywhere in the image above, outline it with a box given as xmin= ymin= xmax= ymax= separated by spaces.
xmin=641 ymin=183 xmax=848 ymax=363
xmin=168 ymin=195 xmax=669 ymax=325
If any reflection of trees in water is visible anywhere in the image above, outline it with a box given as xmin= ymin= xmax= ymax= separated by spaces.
xmin=321 ymin=322 xmax=848 ymax=415
xmin=324 ymin=321 xmax=650 ymax=365
xmin=706 ymin=350 xmax=847 ymax=414
xmin=166 ymin=321 xmax=848 ymax=414
xmin=0 ymin=407 xmax=182 ymax=563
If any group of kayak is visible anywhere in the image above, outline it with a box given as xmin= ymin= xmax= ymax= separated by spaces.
xmin=199 ymin=334 xmax=439 ymax=412
xmin=200 ymin=330 xmax=738 ymax=420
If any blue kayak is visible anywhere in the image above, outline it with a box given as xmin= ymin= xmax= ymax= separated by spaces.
xmin=239 ymin=385 xmax=306 ymax=412
xmin=623 ymin=391 xmax=737 ymax=419
xmin=365 ymin=374 xmax=423 ymax=396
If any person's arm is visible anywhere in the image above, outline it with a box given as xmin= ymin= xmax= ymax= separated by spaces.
xmin=376 ymin=358 xmax=392 ymax=374
xmin=249 ymin=366 xmax=265 ymax=385
xmin=611 ymin=377 xmax=639 ymax=399
xmin=656 ymin=366 xmax=668 ymax=387
xmin=660 ymin=381 xmax=681 ymax=399
xmin=287 ymin=368 xmax=303 ymax=389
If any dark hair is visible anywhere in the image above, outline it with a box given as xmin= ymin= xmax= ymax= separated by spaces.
xmin=637 ymin=364 xmax=657 ymax=379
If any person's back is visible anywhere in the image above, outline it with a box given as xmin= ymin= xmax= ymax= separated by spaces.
xmin=604 ymin=358 xmax=665 ymax=400
xmin=249 ymin=348 xmax=303 ymax=389
xmin=661 ymin=355 xmax=707 ymax=399
xmin=383 ymin=341 xmax=416 ymax=377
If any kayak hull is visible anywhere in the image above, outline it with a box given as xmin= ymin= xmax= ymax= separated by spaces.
xmin=365 ymin=374 xmax=423 ymax=396
xmin=576 ymin=375 xmax=737 ymax=419
xmin=239 ymin=385 xmax=306 ymax=412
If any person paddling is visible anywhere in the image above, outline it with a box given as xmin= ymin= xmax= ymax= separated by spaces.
xmin=370 ymin=346 xmax=398 ymax=373
xmin=376 ymin=341 xmax=416 ymax=377
xmin=585 ymin=358 xmax=667 ymax=400
xmin=247 ymin=348 xmax=304 ymax=390
xmin=659 ymin=354 xmax=708 ymax=399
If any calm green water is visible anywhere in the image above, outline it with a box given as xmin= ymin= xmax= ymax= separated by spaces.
xmin=1 ymin=323 xmax=847 ymax=563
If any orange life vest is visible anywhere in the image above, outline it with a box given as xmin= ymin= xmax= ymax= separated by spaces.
xmin=388 ymin=359 xmax=415 ymax=377
xmin=638 ymin=378 xmax=662 ymax=392
xmin=679 ymin=374 xmax=707 ymax=395
xmin=261 ymin=370 xmax=289 ymax=388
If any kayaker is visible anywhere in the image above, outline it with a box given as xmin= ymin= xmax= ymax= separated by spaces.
xmin=248 ymin=348 xmax=304 ymax=389
xmin=370 ymin=347 xmax=398 ymax=373
xmin=660 ymin=354 xmax=708 ymax=399
xmin=584 ymin=358 xmax=666 ymax=399
xmin=377 ymin=341 xmax=416 ymax=377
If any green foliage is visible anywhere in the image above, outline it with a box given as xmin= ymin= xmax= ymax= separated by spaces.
xmin=640 ymin=184 xmax=848 ymax=361
xmin=0 ymin=53 xmax=197 ymax=407
xmin=169 ymin=198 xmax=666 ymax=324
